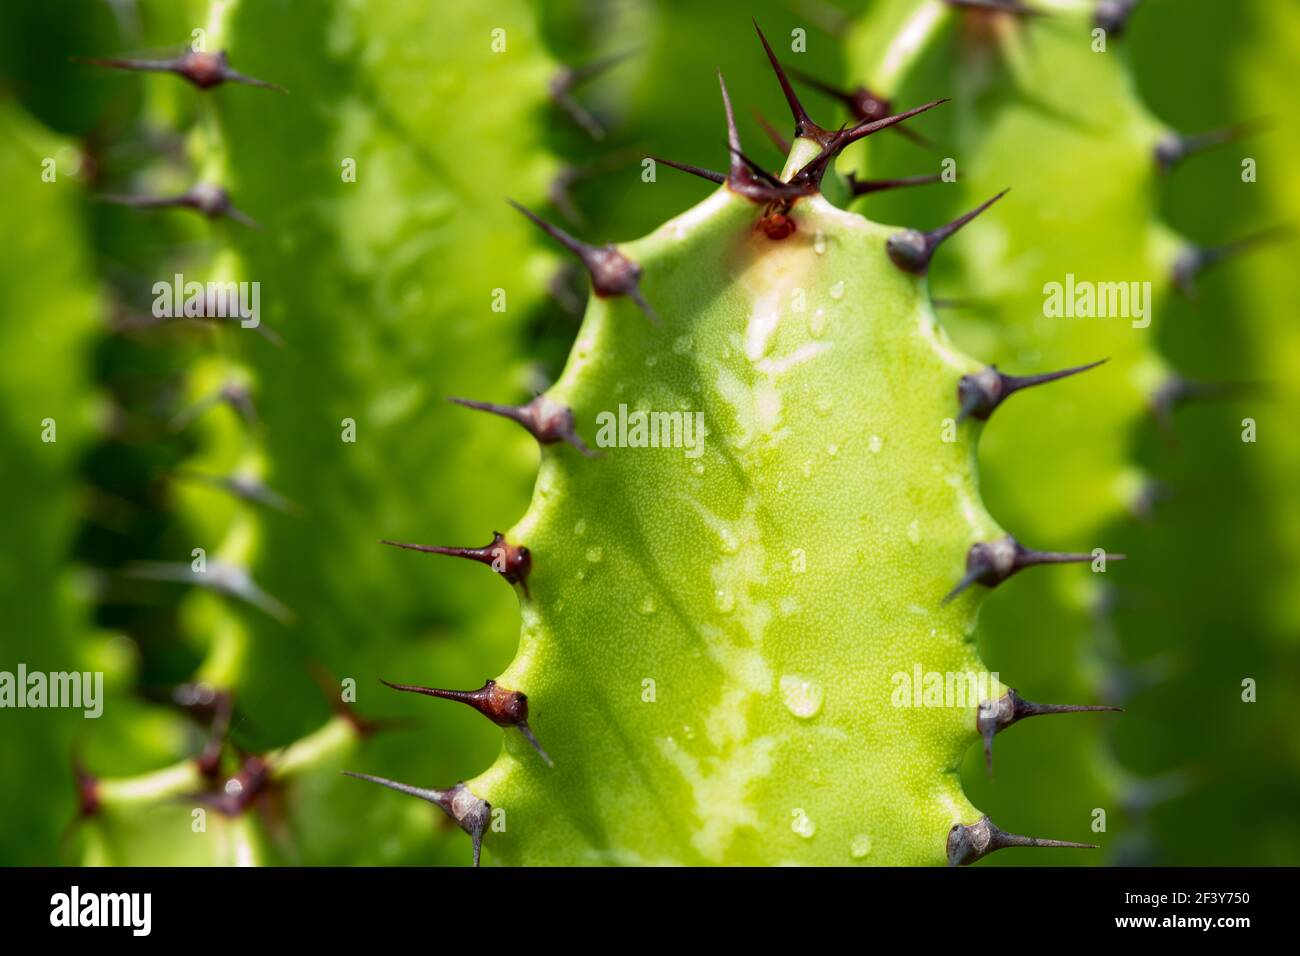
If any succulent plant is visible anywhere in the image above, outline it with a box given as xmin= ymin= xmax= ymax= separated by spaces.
xmin=3 ymin=0 xmax=1297 ymax=870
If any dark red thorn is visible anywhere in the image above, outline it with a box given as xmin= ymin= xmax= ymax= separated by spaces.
xmin=381 ymin=531 xmax=532 ymax=596
xmin=307 ymin=664 xmax=402 ymax=739
xmin=793 ymin=98 xmax=951 ymax=190
xmin=957 ymin=358 xmax=1107 ymax=422
xmin=72 ymin=751 xmax=100 ymax=818
xmin=1156 ymin=120 xmax=1264 ymax=174
xmin=650 ymin=156 xmax=727 ymax=185
xmin=717 ymin=71 xmax=798 ymax=206
xmin=449 ymin=394 xmax=596 ymax=457
xmin=195 ymin=689 xmax=234 ymax=780
xmin=1094 ymin=0 xmax=1143 ymax=37
xmin=947 ymin=815 xmax=1097 ymax=866
xmin=752 ymin=109 xmax=791 ymax=156
xmin=787 ymin=66 xmax=937 ymax=150
xmin=886 ymin=188 xmax=1007 ymax=274
xmin=507 ymin=199 xmax=656 ymax=323
xmin=753 ymin=20 xmax=827 ymax=144
xmin=381 ymin=678 xmax=553 ymax=767
xmin=1173 ymin=225 xmax=1292 ymax=299
xmin=74 ymin=49 xmax=286 ymax=93
xmin=977 ymin=689 xmax=1122 ymax=775
xmin=945 ymin=0 xmax=1048 ymax=17
xmin=549 ymin=49 xmax=637 ymax=140
xmin=845 ymin=171 xmax=946 ymax=198
xmin=341 ymin=773 xmax=490 ymax=866
xmin=943 ymin=534 xmax=1125 ymax=604
xmin=98 ymin=183 xmax=260 ymax=227
xmin=198 ymin=754 xmax=273 ymax=817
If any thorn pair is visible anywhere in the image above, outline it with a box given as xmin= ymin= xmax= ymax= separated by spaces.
xmin=652 ymin=25 xmax=947 ymax=210
xmin=75 ymin=48 xmax=286 ymax=93
xmin=1156 ymin=120 xmax=1261 ymax=174
xmin=381 ymin=679 xmax=552 ymax=767
xmin=449 ymin=395 xmax=595 ymax=457
xmin=886 ymin=189 xmax=1008 ymax=274
xmin=943 ymin=535 xmax=1124 ymax=604
xmin=507 ymin=200 xmax=656 ymax=323
xmin=753 ymin=20 xmax=948 ymax=190
xmin=1173 ymin=225 xmax=1291 ymax=299
xmin=549 ymin=49 xmax=636 ymax=140
xmin=957 ymin=358 xmax=1106 ymax=422
xmin=947 ymin=815 xmax=1096 ymax=866
xmin=97 ymin=183 xmax=259 ymax=228
xmin=343 ymin=773 xmax=491 ymax=867
xmin=977 ymin=689 xmax=1121 ymax=774
xmin=381 ymin=531 xmax=532 ymax=597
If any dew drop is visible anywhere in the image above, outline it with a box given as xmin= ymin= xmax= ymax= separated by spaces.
xmin=780 ymin=675 xmax=824 ymax=718
xmin=829 ymin=280 xmax=845 ymax=300
xmin=850 ymin=834 xmax=873 ymax=859
xmin=792 ymin=808 xmax=816 ymax=839
xmin=868 ymin=434 xmax=883 ymax=453
xmin=809 ymin=308 xmax=827 ymax=338
xmin=813 ymin=231 xmax=827 ymax=255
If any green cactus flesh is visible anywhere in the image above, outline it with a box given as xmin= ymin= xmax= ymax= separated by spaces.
xmin=339 ymin=33 xmax=1129 ymax=863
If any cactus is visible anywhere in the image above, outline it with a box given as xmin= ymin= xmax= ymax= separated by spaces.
xmin=334 ymin=21 xmax=1133 ymax=867
xmin=5 ymin=0 xmax=1297 ymax=869
xmin=52 ymin=0 xmax=580 ymax=865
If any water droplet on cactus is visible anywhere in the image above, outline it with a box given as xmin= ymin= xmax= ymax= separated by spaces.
xmin=791 ymin=808 xmax=816 ymax=839
xmin=868 ymin=434 xmax=883 ymax=454
xmin=850 ymin=834 xmax=873 ymax=859
xmin=829 ymin=280 xmax=845 ymax=300
xmin=780 ymin=675 xmax=824 ymax=718
xmin=809 ymin=308 xmax=827 ymax=338
xmin=813 ymin=232 xmax=827 ymax=255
